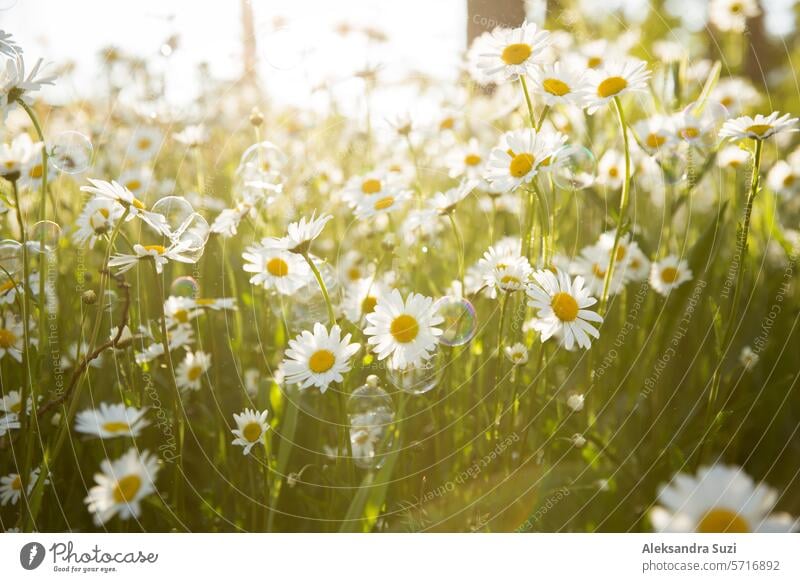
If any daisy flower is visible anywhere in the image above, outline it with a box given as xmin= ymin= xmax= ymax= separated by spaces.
xmin=342 ymin=277 xmax=387 ymax=322
xmin=0 ymin=133 xmax=38 ymax=179
xmin=126 ymin=126 xmax=163 ymax=163
xmin=584 ymin=59 xmax=651 ymax=114
xmin=710 ymin=78 xmax=760 ymax=116
xmin=231 ymin=408 xmax=269 ymax=455
xmin=0 ymin=469 xmax=43 ymax=506
xmin=242 ymin=244 xmax=310 ymax=295
xmin=84 ymin=448 xmax=160 ymax=526
xmin=74 ymin=402 xmax=149 ymax=439
xmin=571 ymin=243 xmax=627 ymax=296
xmin=175 ymin=350 xmax=212 ymax=391
xmin=282 ymin=323 xmax=360 ymax=391
xmin=649 ymin=256 xmax=692 ymax=296
xmin=350 ymin=411 xmax=389 ymax=468
xmin=80 ymin=178 xmax=170 ymax=236
xmin=530 ymin=62 xmax=587 ymax=107
xmin=597 ymin=230 xmax=650 ymax=283
xmin=0 ymin=311 xmax=26 ymax=363
xmin=767 ymin=160 xmax=800 ymax=196
xmin=0 ymin=412 xmax=19 ymax=437
xmin=108 ymin=241 xmax=197 ymax=275
xmin=270 ymin=212 xmax=333 ymax=254
xmin=719 ymin=112 xmax=799 ymax=141
xmin=173 ymin=124 xmax=209 ymax=148
xmin=341 ymin=171 xmax=403 ymax=208
xmin=353 ymin=185 xmax=412 ymax=220
xmin=504 ymin=342 xmax=529 ymax=365
xmin=365 ymin=289 xmax=444 ymax=370
xmin=483 ymin=254 xmax=533 ymax=293
xmin=72 ymin=197 xmax=125 ymax=248
xmin=717 ymin=144 xmax=751 ymax=170
xmin=526 ymin=269 xmax=604 ymax=350
xmin=596 ymin=149 xmax=627 ymax=190
xmin=446 ymin=138 xmax=488 ymax=182
xmin=651 ymin=464 xmax=796 ymax=532
xmin=117 ymin=167 xmax=152 ymax=200
xmin=427 ymin=180 xmax=478 ymax=215
xmin=634 ymin=115 xmax=675 ymax=155
xmin=485 ymin=128 xmax=550 ymax=192
xmin=709 ymin=0 xmax=760 ymax=32
xmin=0 ymin=50 xmax=56 ymax=112
xmin=477 ymin=21 xmax=551 ymax=82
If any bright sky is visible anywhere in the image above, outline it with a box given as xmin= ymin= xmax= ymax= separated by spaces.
xmin=1 ymin=0 xmax=467 ymax=115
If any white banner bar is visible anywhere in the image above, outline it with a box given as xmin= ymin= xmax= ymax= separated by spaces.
xmin=1 ymin=534 xmax=799 ymax=581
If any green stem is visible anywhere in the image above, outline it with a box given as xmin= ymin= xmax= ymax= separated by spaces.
xmin=492 ymin=292 xmax=510 ymax=439
xmin=519 ymin=76 xmax=537 ymax=130
xmin=303 ymin=254 xmax=336 ymax=326
xmin=533 ymin=181 xmax=552 ymax=266
xmin=599 ymin=96 xmax=631 ymax=314
xmin=447 ymin=212 xmax=465 ymax=293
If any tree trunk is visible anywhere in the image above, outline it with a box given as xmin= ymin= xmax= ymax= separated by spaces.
xmin=466 ymin=0 xmax=526 ymax=46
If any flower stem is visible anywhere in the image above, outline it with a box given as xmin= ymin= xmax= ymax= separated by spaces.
xmin=303 ymin=253 xmax=336 ymax=326
xmin=599 ymin=96 xmax=631 ymax=313
xmin=519 ymin=76 xmax=537 ymax=130
xmin=492 ymin=292 xmax=510 ymax=440
xmin=447 ymin=212 xmax=465 ymax=293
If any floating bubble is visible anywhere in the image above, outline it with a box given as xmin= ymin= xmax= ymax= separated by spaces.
xmin=28 ymin=221 xmax=62 ymax=254
xmin=0 ymin=240 xmax=23 ymax=277
xmin=170 ymin=276 xmax=199 ymax=298
xmin=151 ymin=195 xmax=194 ymax=233
xmin=50 ymin=131 xmax=93 ymax=174
xmin=434 ymin=296 xmax=477 ymax=347
xmin=387 ymin=357 xmax=441 ymax=395
xmin=347 ymin=378 xmax=395 ymax=470
xmin=175 ymin=213 xmax=210 ymax=260
xmin=553 ymin=145 xmax=597 ymax=190
xmin=238 ymin=141 xmax=286 ymax=183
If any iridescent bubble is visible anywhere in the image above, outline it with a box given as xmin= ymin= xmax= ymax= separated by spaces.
xmin=28 ymin=221 xmax=62 ymax=254
xmin=174 ymin=213 xmax=210 ymax=261
xmin=50 ymin=131 xmax=93 ymax=174
xmin=553 ymin=145 xmax=597 ymax=190
xmin=151 ymin=196 xmax=194 ymax=233
xmin=347 ymin=377 xmax=395 ymax=470
xmin=0 ymin=239 xmax=23 ymax=277
xmin=170 ymin=276 xmax=199 ymax=298
xmin=238 ymin=141 xmax=286 ymax=183
xmin=387 ymin=356 xmax=441 ymax=395
xmin=435 ymin=296 xmax=477 ymax=346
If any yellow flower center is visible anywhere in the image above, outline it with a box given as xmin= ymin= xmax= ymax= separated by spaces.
xmin=361 ymin=179 xmax=382 ymax=194
xmin=616 ymin=245 xmax=627 ymax=261
xmin=646 ymin=133 xmax=667 ymax=148
xmin=195 ymin=298 xmax=215 ymax=306
xmin=587 ymin=56 xmax=602 ymax=68
xmin=501 ymin=43 xmax=532 ymax=66
xmin=187 ymin=365 xmax=203 ymax=381
xmin=267 ymin=257 xmax=289 ymax=277
xmin=137 ymin=138 xmax=152 ymax=151
xmin=0 ymin=279 xmax=15 ymax=293
xmin=680 ymin=126 xmax=700 ymax=140
xmin=242 ymin=421 xmax=262 ymax=442
xmin=390 ymin=314 xmax=419 ymax=343
xmin=439 ymin=117 xmax=455 ymax=130
xmin=784 ymin=174 xmax=795 ymax=187
xmin=697 ymin=508 xmax=750 ymax=533
xmin=131 ymin=198 xmax=146 ymax=210
xmin=500 ymin=274 xmax=521 ymax=286
xmin=347 ymin=267 xmax=362 ymax=281
xmin=361 ymin=296 xmax=378 ymax=315
xmin=542 ymin=78 xmax=570 ymax=96
xmin=126 ymin=179 xmax=142 ymax=191
xmin=374 ymin=196 xmax=395 ymax=211
xmin=592 ymin=264 xmax=606 ymax=278
xmin=746 ymin=124 xmax=772 ymax=137
xmin=142 ymin=244 xmax=166 ymax=254
xmin=309 ymin=349 xmax=336 ymax=373
xmin=112 ymin=474 xmax=142 ymax=503
xmin=102 ymin=421 xmax=130 ymax=433
xmin=464 ymin=153 xmax=482 ymax=166
xmin=551 ymin=292 xmax=579 ymax=322
xmin=174 ymin=309 xmax=189 ymax=323
xmin=11 ymin=475 xmax=22 ymax=490
xmin=597 ymin=76 xmax=628 ymax=98
xmin=29 ymin=164 xmax=43 ymax=179
xmin=0 ymin=328 xmax=17 ymax=348
xmin=608 ymin=166 xmax=619 ymax=178
xmin=509 ymin=152 xmax=535 ymax=178
xmin=661 ymin=266 xmax=679 ymax=283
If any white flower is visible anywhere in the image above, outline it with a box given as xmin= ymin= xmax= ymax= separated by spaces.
xmin=567 ymin=393 xmax=585 ymax=412
xmin=0 ymin=469 xmax=44 ymax=506
xmin=427 ymin=180 xmax=478 ymax=215
xmin=342 ymin=277 xmax=387 ymax=323
xmin=0 ymin=388 xmax=29 ymax=415
xmin=0 ymin=51 xmax=56 ymax=112
xmin=767 ymin=160 xmax=800 ymax=196
xmin=719 ymin=112 xmax=799 ymax=141
xmin=72 ymin=197 xmax=125 ymax=248
xmin=584 ymin=59 xmax=651 ymax=114
xmin=365 ymin=289 xmax=444 ymax=370
xmin=739 ymin=346 xmax=759 ymax=370
xmin=526 ymin=269 xmax=604 ymax=350
xmin=596 ymin=149 xmax=627 ymax=190
xmin=486 ymin=128 xmax=552 ymax=192
xmin=0 ymin=413 xmax=19 ymax=437
xmin=571 ymin=433 xmax=586 ymax=447
xmin=176 ymin=350 xmax=212 ymax=391
xmin=108 ymin=241 xmax=197 ymax=275
xmin=282 ymin=323 xmax=360 ymax=392
xmin=0 ymin=133 xmax=38 ymax=179
xmin=173 ymin=124 xmax=209 ymax=148
xmin=80 ymin=178 xmax=170 ymax=236
xmin=717 ymin=145 xmax=751 ymax=169
xmin=0 ymin=311 xmax=26 ymax=363
xmin=634 ymin=115 xmax=675 ymax=155
xmin=710 ymin=78 xmax=760 ymax=116
xmin=126 ymin=127 xmax=163 ymax=162
xmin=477 ymin=21 xmax=551 ymax=83
xmin=530 ymin=62 xmax=587 ymax=107
xmin=350 ymin=411 xmax=388 ymax=467
xmin=446 ymin=138 xmax=488 ymax=182
xmin=84 ymin=448 xmax=160 ymax=526
xmin=483 ymin=254 xmax=533 ymax=293
xmin=231 ymin=408 xmax=269 ymax=455
xmin=269 ymin=212 xmax=333 ymax=254
xmin=504 ymin=343 xmax=529 ymax=365
xmin=709 ymin=0 xmax=760 ymax=32
xmin=74 ymin=402 xmax=149 ymax=439
xmin=651 ymin=464 xmax=797 ymax=532
xmin=242 ymin=244 xmax=310 ymax=295
xmin=649 ymin=256 xmax=692 ymax=296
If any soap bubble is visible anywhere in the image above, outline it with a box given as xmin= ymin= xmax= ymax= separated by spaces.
xmin=151 ymin=197 xmax=209 ymax=259
xmin=553 ymin=145 xmax=597 ymax=190
xmin=387 ymin=356 xmax=442 ymax=395
xmin=238 ymin=141 xmax=286 ymax=184
xmin=435 ymin=296 xmax=477 ymax=346
xmin=28 ymin=221 xmax=62 ymax=254
xmin=170 ymin=276 xmax=199 ymax=298
xmin=0 ymin=240 xmax=23 ymax=277
xmin=347 ymin=379 xmax=395 ymax=470
xmin=50 ymin=131 xmax=93 ymax=174
xmin=152 ymin=196 xmax=194 ymax=233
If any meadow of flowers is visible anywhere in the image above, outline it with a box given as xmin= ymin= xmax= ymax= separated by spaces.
xmin=1 ymin=1 xmax=800 ymax=533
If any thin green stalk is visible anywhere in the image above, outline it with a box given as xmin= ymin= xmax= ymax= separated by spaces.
xmin=492 ymin=291 xmax=510 ymax=439
xmin=599 ymin=96 xmax=631 ymax=314
xmin=447 ymin=212 xmax=465 ymax=293
xmin=302 ymin=253 xmax=336 ymax=326
xmin=533 ymin=182 xmax=552 ymax=266
xmin=519 ymin=76 xmax=537 ymax=130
